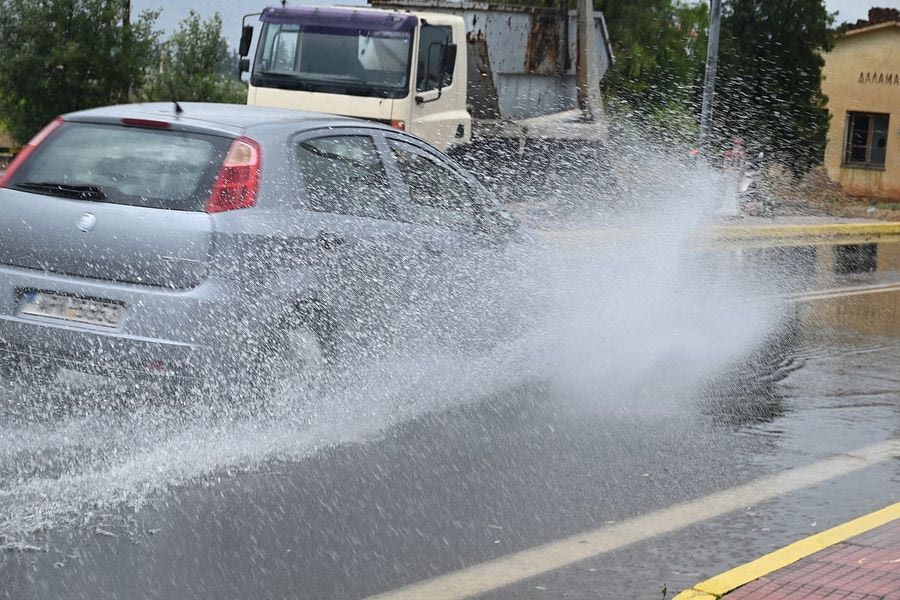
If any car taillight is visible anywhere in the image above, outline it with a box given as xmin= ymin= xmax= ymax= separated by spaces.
xmin=208 ymin=137 xmax=261 ymax=213
xmin=0 ymin=117 xmax=64 ymax=188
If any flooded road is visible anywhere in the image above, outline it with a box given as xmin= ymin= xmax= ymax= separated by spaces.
xmin=1 ymin=238 xmax=899 ymax=599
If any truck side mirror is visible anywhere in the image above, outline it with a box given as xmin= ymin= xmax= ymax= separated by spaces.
xmin=239 ymin=57 xmax=251 ymax=74
xmin=439 ymin=43 xmax=457 ymax=89
xmin=239 ymin=25 xmax=254 ymax=57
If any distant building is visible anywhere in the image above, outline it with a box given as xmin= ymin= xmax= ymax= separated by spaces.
xmin=822 ymin=7 xmax=900 ymax=200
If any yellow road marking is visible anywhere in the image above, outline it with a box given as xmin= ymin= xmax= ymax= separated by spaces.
xmin=675 ymin=502 xmax=900 ymax=599
xmin=541 ymin=222 xmax=900 ymax=249
xmin=365 ymin=440 xmax=899 ymax=600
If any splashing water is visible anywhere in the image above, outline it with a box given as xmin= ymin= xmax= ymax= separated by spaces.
xmin=0 ymin=139 xmax=795 ymax=542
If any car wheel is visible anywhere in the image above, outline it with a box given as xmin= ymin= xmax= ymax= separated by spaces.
xmin=262 ymin=323 xmax=329 ymax=397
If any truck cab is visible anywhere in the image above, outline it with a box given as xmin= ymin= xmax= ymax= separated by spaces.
xmin=244 ymin=5 xmax=471 ymax=150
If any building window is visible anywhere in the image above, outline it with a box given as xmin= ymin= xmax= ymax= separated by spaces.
xmin=844 ymin=112 xmax=889 ymax=168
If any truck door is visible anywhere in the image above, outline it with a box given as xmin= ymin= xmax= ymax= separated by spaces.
xmin=409 ymin=22 xmax=470 ymax=151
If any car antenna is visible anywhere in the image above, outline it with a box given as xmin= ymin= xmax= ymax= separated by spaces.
xmin=165 ymin=80 xmax=184 ymax=116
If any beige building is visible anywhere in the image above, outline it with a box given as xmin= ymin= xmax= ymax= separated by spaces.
xmin=822 ymin=8 xmax=900 ymax=200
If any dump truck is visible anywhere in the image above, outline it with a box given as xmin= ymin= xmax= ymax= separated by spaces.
xmin=238 ymin=0 xmax=615 ymax=201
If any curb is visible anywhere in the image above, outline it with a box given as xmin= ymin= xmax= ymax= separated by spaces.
xmin=672 ymin=502 xmax=900 ymax=600
xmin=717 ymin=222 xmax=900 ymax=248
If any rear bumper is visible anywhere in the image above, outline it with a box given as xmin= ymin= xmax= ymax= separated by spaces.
xmin=0 ymin=264 xmax=246 ymax=379
xmin=0 ymin=316 xmax=204 ymax=379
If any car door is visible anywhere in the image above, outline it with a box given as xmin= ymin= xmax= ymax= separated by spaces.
xmin=381 ymin=135 xmax=505 ymax=348
xmin=282 ymin=127 xmax=425 ymax=353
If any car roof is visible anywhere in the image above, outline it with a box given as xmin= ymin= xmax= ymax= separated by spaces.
xmin=62 ymin=102 xmax=393 ymax=136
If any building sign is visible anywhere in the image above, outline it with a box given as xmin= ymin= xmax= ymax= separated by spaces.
xmin=858 ymin=71 xmax=900 ymax=85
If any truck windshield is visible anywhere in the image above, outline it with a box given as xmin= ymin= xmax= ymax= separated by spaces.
xmin=251 ymin=22 xmax=412 ymax=99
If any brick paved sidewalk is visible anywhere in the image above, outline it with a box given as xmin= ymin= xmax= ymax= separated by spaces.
xmin=725 ymin=518 xmax=900 ymax=600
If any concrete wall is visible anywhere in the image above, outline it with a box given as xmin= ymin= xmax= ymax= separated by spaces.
xmin=0 ymin=130 xmax=13 ymax=169
xmin=822 ymin=24 xmax=900 ymax=200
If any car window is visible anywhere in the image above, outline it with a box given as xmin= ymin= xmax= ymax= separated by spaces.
xmin=8 ymin=122 xmax=231 ymax=211
xmin=388 ymin=141 xmax=479 ymax=233
xmin=296 ymin=135 xmax=394 ymax=219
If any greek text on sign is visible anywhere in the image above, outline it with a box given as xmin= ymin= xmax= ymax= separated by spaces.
xmin=858 ymin=71 xmax=900 ymax=85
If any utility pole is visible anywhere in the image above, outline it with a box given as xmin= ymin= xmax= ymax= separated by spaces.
xmin=123 ymin=0 xmax=132 ymax=101
xmin=575 ymin=0 xmax=597 ymax=121
xmin=699 ymin=0 xmax=722 ymax=151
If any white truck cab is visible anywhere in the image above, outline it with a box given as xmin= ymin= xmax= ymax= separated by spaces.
xmin=244 ymin=5 xmax=471 ymax=150
xmin=239 ymin=1 xmax=615 ymax=201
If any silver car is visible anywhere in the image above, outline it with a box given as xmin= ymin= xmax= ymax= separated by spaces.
xmin=0 ymin=103 xmax=519 ymax=388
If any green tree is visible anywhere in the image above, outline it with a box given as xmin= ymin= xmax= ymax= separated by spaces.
xmin=600 ymin=0 xmax=709 ymax=139
xmin=142 ymin=11 xmax=246 ymax=104
xmin=715 ymin=0 xmax=835 ymax=173
xmin=0 ymin=0 xmax=159 ymax=142
xmin=496 ymin=1 xmax=711 ymax=140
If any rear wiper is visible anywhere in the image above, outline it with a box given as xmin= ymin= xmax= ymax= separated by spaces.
xmin=15 ymin=182 xmax=107 ymax=200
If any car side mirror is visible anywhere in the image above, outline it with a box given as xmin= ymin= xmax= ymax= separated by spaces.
xmin=439 ymin=43 xmax=457 ymax=90
xmin=239 ymin=25 xmax=254 ymax=57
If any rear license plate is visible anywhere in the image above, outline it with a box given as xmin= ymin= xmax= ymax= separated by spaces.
xmin=19 ymin=291 xmax=124 ymax=328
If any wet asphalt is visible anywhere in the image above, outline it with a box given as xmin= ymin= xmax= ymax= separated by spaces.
xmin=1 ymin=320 xmax=898 ymax=599
xmin=3 ymin=234 xmax=900 ymax=599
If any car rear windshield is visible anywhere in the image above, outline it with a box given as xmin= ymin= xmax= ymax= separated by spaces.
xmin=8 ymin=122 xmax=232 ymax=211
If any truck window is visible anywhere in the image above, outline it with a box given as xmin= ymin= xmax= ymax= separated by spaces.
xmin=296 ymin=135 xmax=394 ymax=220
xmin=417 ymin=25 xmax=453 ymax=92
xmin=271 ymin=26 xmax=299 ymax=71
